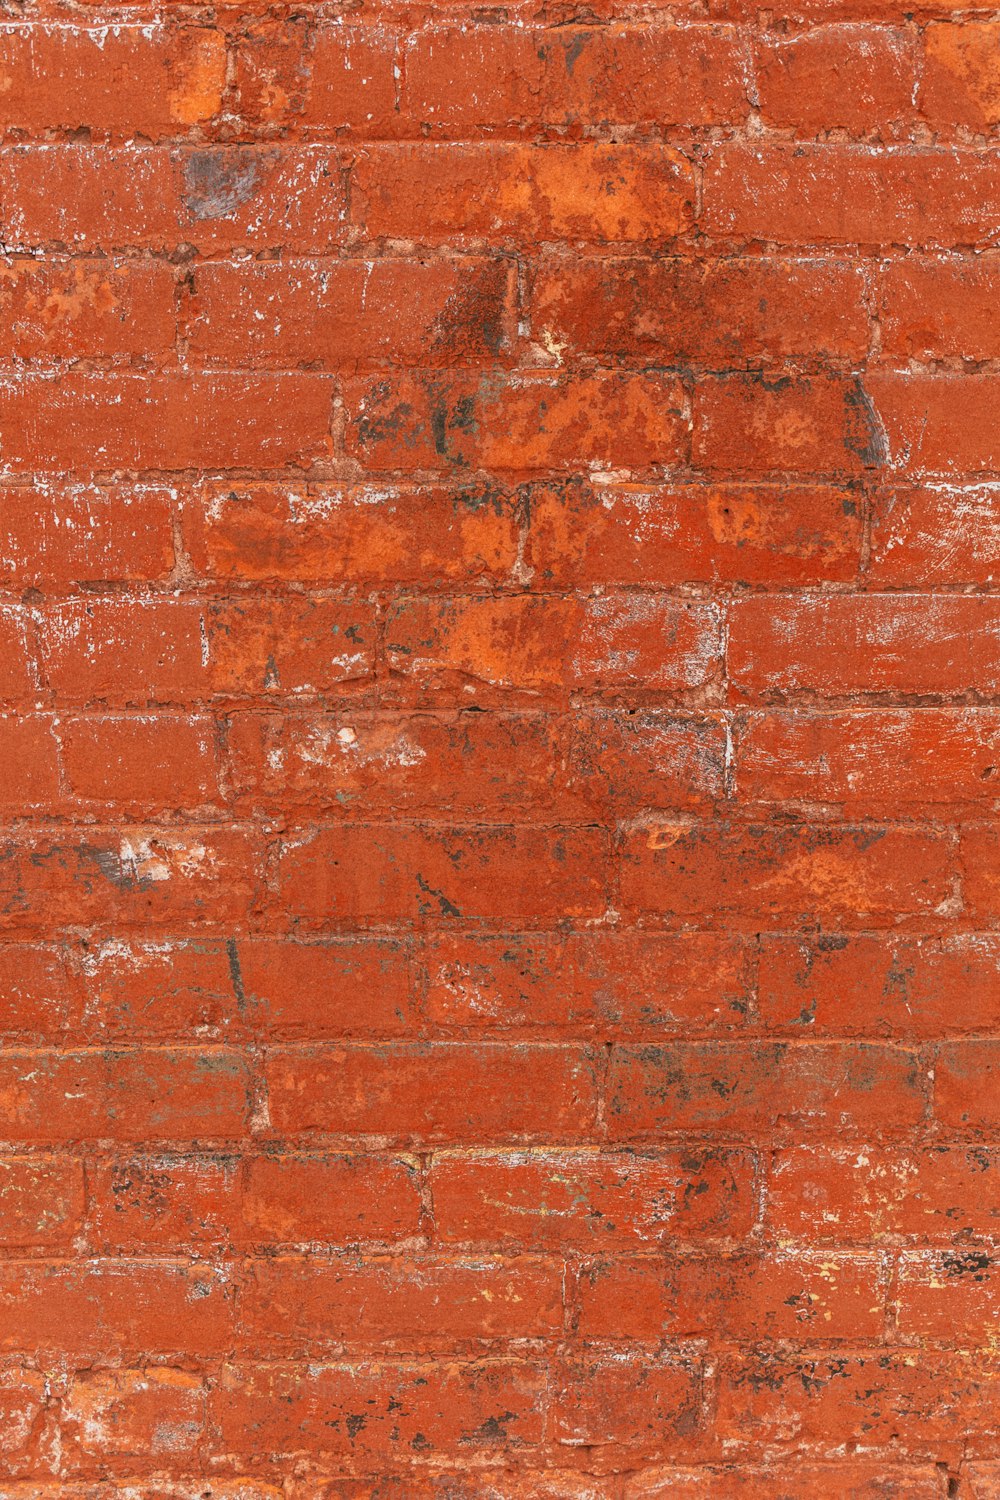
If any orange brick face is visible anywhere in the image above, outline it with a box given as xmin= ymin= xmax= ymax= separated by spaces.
xmin=0 ymin=0 xmax=994 ymax=1493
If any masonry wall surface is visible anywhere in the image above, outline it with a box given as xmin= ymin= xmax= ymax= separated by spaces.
xmin=0 ymin=0 xmax=998 ymax=1495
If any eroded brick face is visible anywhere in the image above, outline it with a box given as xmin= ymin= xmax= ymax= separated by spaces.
xmin=0 ymin=0 xmax=995 ymax=1495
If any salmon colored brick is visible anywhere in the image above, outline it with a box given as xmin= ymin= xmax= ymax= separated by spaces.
xmin=2 ymin=1 xmax=994 ymax=1489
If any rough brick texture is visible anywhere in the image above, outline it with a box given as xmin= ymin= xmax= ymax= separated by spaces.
xmin=0 ymin=0 xmax=995 ymax=1494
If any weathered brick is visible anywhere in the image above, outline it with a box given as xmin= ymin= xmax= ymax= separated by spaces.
xmin=758 ymin=934 xmax=1000 ymax=1038
xmin=619 ymin=821 xmax=954 ymax=925
xmin=345 ymin=370 xmax=688 ymax=472
xmin=0 ymin=374 xmax=332 ymax=473
xmin=715 ymin=1349 xmax=1000 ymax=1457
xmin=420 ymin=929 xmax=752 ymax=1033
xmin=756 ymin=26 xmax=915 ymax=134
xmin=182 ymin=482 xmax=518 ymax=586
xmin=2 ymin=146 xmax=351 ymax=254
xmin=352 ymin=143 xmax=694 ymax=243
xmin=240 ymin=1254 xmax=563 ymax=1346
xmin=402 ymin=25 xmax=746 ymax=132
xmin=575 ymin=1251 xmax=884 ymax=1341
xmin=0 ymin=260 xmax=176 ymax=363
xmin=522 ymin=479 xmax=863 ymax=587
xmin=922 ymin=22 xmax=1000 ymax=129
xmin=607 ymin=1042 xmax=926 ymax=1138
xmin=530 ymin=257 xmax=868 ymax=364
xmin=265 ymin=1042 xmax=599 ymax=1142
xmin=274 ymin=823 xmax=609 ymax=925
xmin=693 ymin=374 xmax=886 ymax=475
xmin=384 ymin=594 xmax=721 ymax=701
xmin=0 ymin=25 xmax=225 ymax=137
xmin=209 ymin=1359 xmax=547 ymax=1460
xmin=431 ymin=1147 xmax=757 ymax=1248
xmin=729 ymin=595 xmax=1000 ymax=699
xmin=703 ymin=145 xmax=1000 ymax=247
xmin=187 ymin=258 xmax=515 ymax=368
xmin=737 ymin=709 xmax=1000 ymax=812
xmin=768 ymin=1145 xmax=1000 ymax=1243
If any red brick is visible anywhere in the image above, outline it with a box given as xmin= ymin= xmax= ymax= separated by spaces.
xmin=265 ymin=1042 xmax=598 ymax=1142
xmin=737 ymin=708 xmax=1000 ymax=812
xmin=240 ymin=1254 xmax=563 ymax=1346
xmin=0 ymin=943 xmax=79 ymax=1038
xmin=0 ymin=25 xmax=225 ymax=137
xmin=209 ymin=1359 xmax=547 ymax=1460
xmin=301 ymin=1477 xmax=616 ymax=1500
xmin=304 ymin=25 xmax=398 ymax=132
xmin=729 ymin=594 xmax=1000 ymax=699
xmin=936 ymin=1041 xmax=1000 ymax=1133
xmin=879 ymin=259 xmax=1000 ymax=361
xmin=421 ymin=930 xmax=752 ymax=1034
xmin=88 ymin=1152 xmax=243 ymax=1250
xmin=431 ymin=1148 xmax=757 ymax=1248
xmin=0 ymin=485 xmax=174 ymax=587
xmin=0 ymin=1259 xmax=235 ymax=1356
xmin=530 ymin=257 xmax=867 ymax=364
xmin=59 ymin=713 xmax=219 ymax=810
xmin=61 ymin=1367 xmax=204 ymax=1462
xmin=897 ymin=1250 xmax=1000 ymax=1342
xmin=7 ymin=0 xmax=997 ymax=1479
xmin=866 ymin=373 xmax=1000 ymax=476
xmin=576 ymin=1251 xmax=883 ymax=1341
xmin=703 ymin=145 xmax=1000 ymax=248
xmin=922 ymin=22 xmax=1000 ymax=130
xmin=0 ymin=1155 xmax=84 ymax=1247
xmin=384 ymin=594 xmax=721 ymax=701
xmin=183 ymin=482 xmax=518 ymax=586
xmin=693 ymin=374 xmax=886 ymax=475
xmin=621 ymin=1469 xmax=946 ymax=1500
xmin=402 ymin=25 xmax=746 ymax=132
xmin=228 ymin=709 xmax=569 ymax=817
xmin=0 ymin=828 xmax=261 ymax=933
xmin=187 ymin=258 xmax=515 ymax=369
xmin=961 ymin=1464 xmax=1000 ymax=1498
xmin=41 ymin=596 xmax=374 ymax=705
xmin=768 ymin=1145 xmax=1000 ymax=1243
xmin=551 ymin=1351 xmax=702 ymax=1462
xmin=274 ymin=823 xmax=608 ymax=924
xmin=0 ymin=715 xmax=59 ymax=808
xmin=868 ymin=486 xmax=1000 ymax=586
xmin=205 ymin=596 xmax=375 ymax=697
xmin=0 ymin=1047 xmax=249 ymax=1142
xmin=242 ymin=1153 xmax=422 ymax=1244
xmin=232 ymin=936 xmax=415 ymax=1037
xmin=0 ymin=607 xmax=36 ymax=701
xmin=566 ymin=710 xmax=726 ymax=813
xmin=963 ymin=825 xmax=1000 ymax=921
xmin=0 ymin=373 xmax=331 ymax=474
xmin=756 ymin=26 xmax=915 ymax=134
xmin=532 ymin=476 xmax=866 ymax=586
xmin=234 ymin=22 xmax=397 ymax=135
xmin=1 ymin=1485 xmax=281 ymax=1500
xmin=346 ymin=371 xmax=687 ymax=472
xmin=0 ymin=260 xmax=176 ymax=364
xmin=352 ymin=143 xmax=694 ymax=243
xmin=0 ymin=1370 xmax=47 ymax=1465
xmin=619 ymin=821 xmax=954 ymax=925
xmin=715 ymin=1349 xmax=1000 ymax=1458
xmin=607 ymin=1042 xmax=926 ymax=1138
xmin=758 ymin=934 xmax=1000 ymax=1038
xmin=72 ymin=938 xmax=235 ymax=1041
xmin=3 ymin=146 xmax=351 ymax=254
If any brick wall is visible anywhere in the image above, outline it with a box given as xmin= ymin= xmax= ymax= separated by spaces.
xmin=1 ymin=0 xmax=998 ymax=1494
